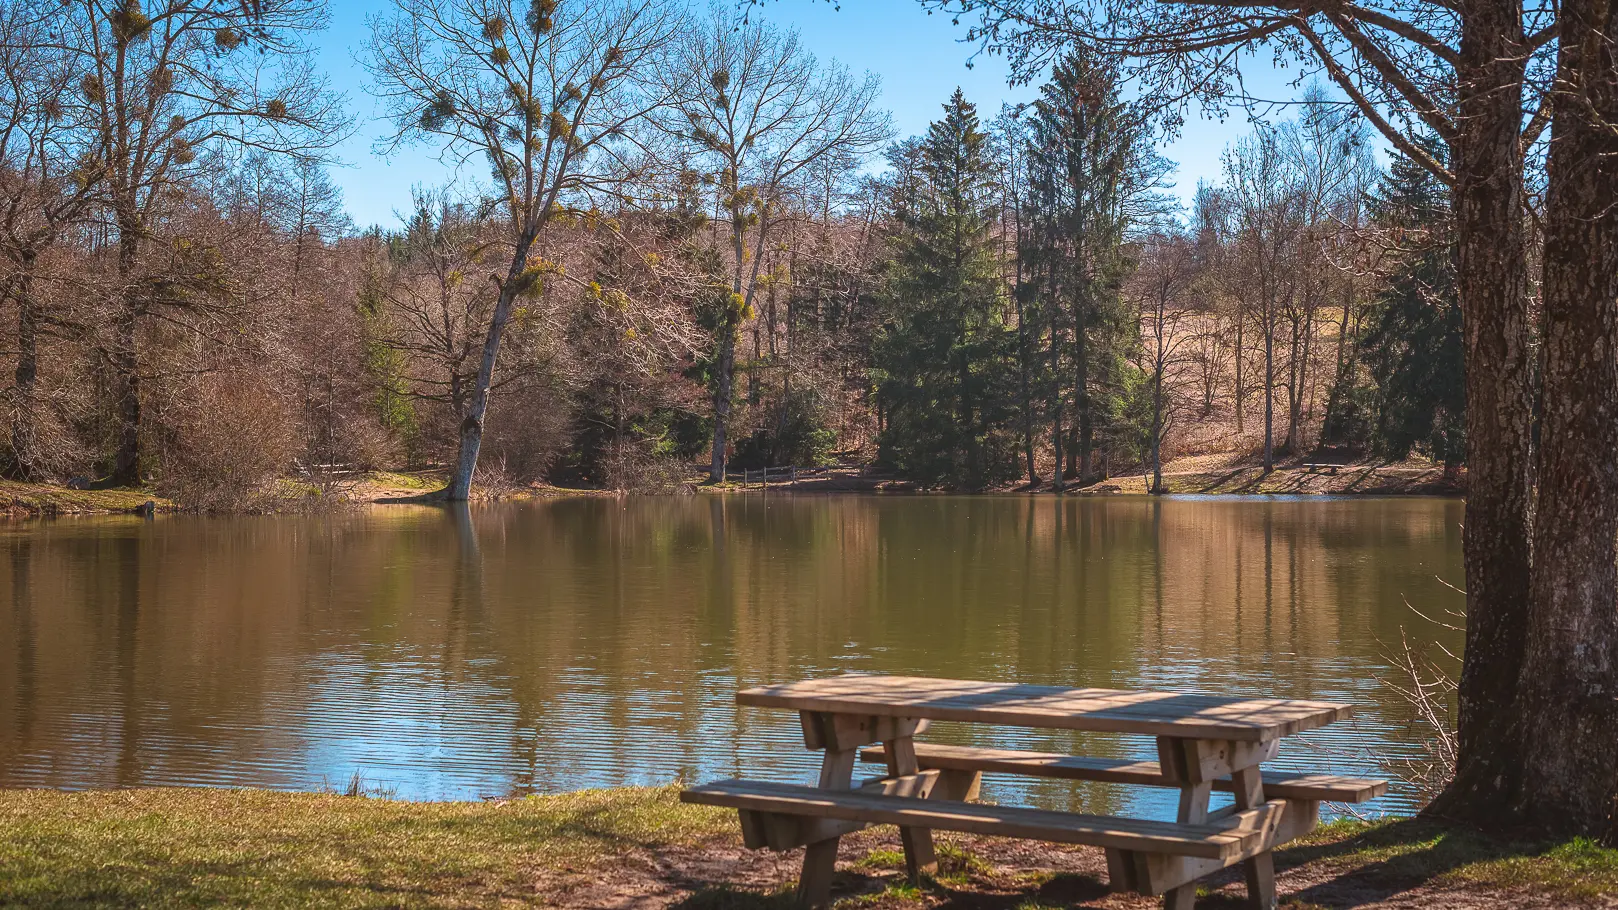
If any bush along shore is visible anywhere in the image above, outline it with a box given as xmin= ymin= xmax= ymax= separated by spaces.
xmin=0 ymin=785 xmax=1613 ymax=909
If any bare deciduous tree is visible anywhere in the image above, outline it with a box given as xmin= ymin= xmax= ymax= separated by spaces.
xmin=1130 ymin=229 xmax=1199 ymax=493
xmin=668 ymin=8 xmax=889 ymax=482
xmin=52 ymin=0 xmax=345 ymax=484
xmin=0 ymin=3 xmax=103 ymax=477
xmin=369 ymin=0 xmax=681 ymax=500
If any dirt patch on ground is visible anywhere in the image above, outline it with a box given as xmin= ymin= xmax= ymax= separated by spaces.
xmin=532 ymin=826 xmax=1611 ymax=910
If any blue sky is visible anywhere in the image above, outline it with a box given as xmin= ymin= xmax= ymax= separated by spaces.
xmin=315 ymin=0 xmax=1310 ymax=230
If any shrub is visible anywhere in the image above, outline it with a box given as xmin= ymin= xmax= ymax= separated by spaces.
xmin=156 ymin=372 xmax=298 ymax=510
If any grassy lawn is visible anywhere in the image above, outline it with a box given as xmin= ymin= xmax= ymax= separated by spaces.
xmin=0 ymin=479 xmax=168 ymax=517
xmin=0 ymin=785 xmax=729 ymax=909
xmin=3 ymin=787 xmax=1617 ymax=908
xmin=1283 ymin=816 xmax=1618 ymax=902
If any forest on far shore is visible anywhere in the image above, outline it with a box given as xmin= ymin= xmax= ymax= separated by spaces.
xmin=0 ymin=0 xmax=1461 ymax=507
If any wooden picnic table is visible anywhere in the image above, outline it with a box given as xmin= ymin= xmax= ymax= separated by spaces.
xmin=684 ymin=674 xmax=1383 ymax=910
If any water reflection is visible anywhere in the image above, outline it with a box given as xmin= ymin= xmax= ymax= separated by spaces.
xmin=0 ymin=495 xmax=1465 ymax=815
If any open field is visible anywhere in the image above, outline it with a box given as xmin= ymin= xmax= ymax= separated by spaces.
xmin=0 ymin=786 xmax=1612 ymax=909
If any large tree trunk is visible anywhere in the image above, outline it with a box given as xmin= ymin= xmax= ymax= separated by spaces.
xmin=709 ymin=209 xmax=761 ymax=484
xmin=1150 ymin=372 xmax=1164 ymax=495
xmin=1426 ymin=0 xmax=1535 ymax=823
xmin=1511 ymin=0 xmax=1618 ymax=836
xmin=1050 ymin=312 xmax=1065 ymax=492
xmin=1074 ymin=290 xmax=1092 ymax=484
xmin=1288 ymin=306 xmax=1315 ymax=452
xmin=446 ymin=279 xmax=520 ymax=502
xmin=1335 ymin=277 xmax=1353 ymax=383
xmin=1016 ymin=278 xmax=1036 ymax=484
xmin=1234 ymin=313 xmax=1244 ymax=434
xmin=708 ymin=327 xmax=737 ymax=483
xmin=1283 ymin=315 xmax=1301 ymax=454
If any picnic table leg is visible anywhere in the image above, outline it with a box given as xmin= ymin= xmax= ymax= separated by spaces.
xmin=796 ymin=745 xmax=855 ymax=908
xmin=884 ymin=735 xmax=938 ymax=883
xmin=1165 ymin=776 xmax=1211 ymax=910
xmin=1231 ymin=765 xmax=1278 ymax=910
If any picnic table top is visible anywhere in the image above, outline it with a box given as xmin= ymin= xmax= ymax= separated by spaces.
xmin=739 ymin=674 xmax=1353 ymax=742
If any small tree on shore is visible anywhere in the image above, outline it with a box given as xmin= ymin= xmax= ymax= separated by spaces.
xmin=369 ymin=0 xmax=681 ymax=500
xmin=668 ymin=9 xmax=888 ymax=484
xmin=1130 ymin=229 xmax=1197 ymax=493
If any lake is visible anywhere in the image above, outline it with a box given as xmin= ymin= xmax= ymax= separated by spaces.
xmin=0 ymin=494 xmax=1464 ymax=818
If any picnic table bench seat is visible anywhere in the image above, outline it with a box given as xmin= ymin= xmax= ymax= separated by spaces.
xmin=858 ymin=742 xmax=1387 ymax=804
xmin=682 ymin=777 xmax=1303 ymax=859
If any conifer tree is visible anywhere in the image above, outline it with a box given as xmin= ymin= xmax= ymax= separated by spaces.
xmin=1021 ymin=51 xmax=1166 ymax=485
xmin=874 ymin=90 xmax=1016 ymax=487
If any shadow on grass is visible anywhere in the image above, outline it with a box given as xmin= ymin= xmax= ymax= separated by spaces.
xmin=672 ymin=885 xmax=802 ymax=909
xmin=657 ymin=819 xmax=1613 ymax=910
xmin=671 ymin=869 xmax=1113 ymax=909
xmin=1262 ymin=818 xmax=1547 ymax=908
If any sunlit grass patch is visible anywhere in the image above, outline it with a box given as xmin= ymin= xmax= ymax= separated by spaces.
xmin=367 ymin=470 xmax=444 ymax=491
xmin=0 ymin=785 xmax=731 ymax=909
xmin=932 ymin=840 xmax=991 ymax=883
xmin=0 ymin=478 xmax=168 ymax=516
xmin=1283 ymin=816 xmax=1618 ymax=901
xmin=855 ymin=847 xmax=906 ymax=870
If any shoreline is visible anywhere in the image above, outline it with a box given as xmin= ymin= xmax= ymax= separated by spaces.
xmin=0 ymin=784 xmax=1606 ymax=908
xmin=0 ymin=458 xmax=1461 ymax=519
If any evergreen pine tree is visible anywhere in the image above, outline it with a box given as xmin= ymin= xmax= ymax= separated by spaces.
xmin=875 ymin=90 xmax=1018 ymax=487
xmin=1022 ymin=51 xmax=1166 ymax=484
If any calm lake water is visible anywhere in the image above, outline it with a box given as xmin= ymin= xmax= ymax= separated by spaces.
xmin=0 ymin=495 xmax=1464 ymax=817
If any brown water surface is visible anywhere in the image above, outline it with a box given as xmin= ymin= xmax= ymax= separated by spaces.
xmin=0 ymin=494 xmax=1464 ymax=816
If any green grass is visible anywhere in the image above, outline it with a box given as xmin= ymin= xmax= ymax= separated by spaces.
xmin=1281 ymin=817 xmax=1618 ymax=901
xmin=7 ymin=787 xmax=1618 ymax=909
xmin=0 ymin=785 xmax=730 ymax=909
xmin=366 ymin=470 xmax=445 ymax=492
xmin=932 ymin=841 xmax=991 ymax=884
xmin=0 ymin=479 xmax=169 ymax=517
xmin=855 ymin=847 xmax=907 ymax=871
xmin=854 ymin=841 xmax=986 ymax=886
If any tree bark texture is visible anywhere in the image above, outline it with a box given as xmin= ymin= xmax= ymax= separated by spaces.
xmin=1429 ymin=0 xmax=1536 ymax=822
xmin=446 ymin=280 xmax=519 ymax=502
xmin=708 ymin=327 xmax=737 ymax=483
xmin=1512 ymin=0 xmax=1618 ymax=836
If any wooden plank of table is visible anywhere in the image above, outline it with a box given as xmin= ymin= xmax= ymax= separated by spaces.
xmin=739 ymin=675 xmax=1353 ymax=742
xmin=857 ymin=743 xmax=1388 ymax=802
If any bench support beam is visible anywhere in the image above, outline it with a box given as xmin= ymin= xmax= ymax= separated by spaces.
xmin=801 ymin=711 xmax=928 ymax=752
xmin=884 ymin=737 xmax=938 ymax=882
xmin=1105 ymin=798 xmax=1316 ymax=898
xmin=1232 ymin=765 xmax=1278 ymax=910
xmin=794 ymin=712 xmax=935 ymax=906
xmin=739 ymin=771 xmax=942 ymax=851
xmin=796 ymin=742 xmax=856 ymax=908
